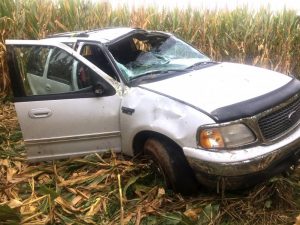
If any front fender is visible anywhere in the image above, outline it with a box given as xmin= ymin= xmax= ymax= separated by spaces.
xmin=120 ymin=87 xmax=215 ymax=155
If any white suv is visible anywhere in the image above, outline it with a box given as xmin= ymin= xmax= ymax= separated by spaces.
xmin=6 ymin=28 xmax=300 ymax=194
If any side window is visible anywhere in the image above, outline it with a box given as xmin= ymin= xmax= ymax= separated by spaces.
xmin=80 ymin=44 xmax=119 ymax=81
xmin=10 ymin=46 xmax=94 ymax=96
xmin=47 ymin=48 xmax=73 ymax=85
xmin=27 ymin=47 xmax=50 ymax=77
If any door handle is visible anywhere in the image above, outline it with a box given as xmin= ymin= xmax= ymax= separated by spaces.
xmin=29 ymin=108 xmax=52 ymax=118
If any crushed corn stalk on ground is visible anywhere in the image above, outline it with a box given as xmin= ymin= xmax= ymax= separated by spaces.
xmin=1 ymin=100 xmax=300 ymax=224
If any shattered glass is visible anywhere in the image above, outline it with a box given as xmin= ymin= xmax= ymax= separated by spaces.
xmin=112 ymin=34 xmax=210 ymax=81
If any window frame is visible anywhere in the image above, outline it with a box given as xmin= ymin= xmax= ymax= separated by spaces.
xmin=6 ymin=39 xmax=117 ymax=102
xmin=75 ymin=40 xmax=126 ymax=84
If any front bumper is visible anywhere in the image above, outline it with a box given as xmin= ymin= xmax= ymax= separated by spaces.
xmin=183 ymin=125 xmax=300 ymax=177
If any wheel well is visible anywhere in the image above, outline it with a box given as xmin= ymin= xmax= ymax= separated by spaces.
xmin=132 ymin=131 xmax=182 ymax=156
xmin=133 ymin=131 xmax=199 ymax=194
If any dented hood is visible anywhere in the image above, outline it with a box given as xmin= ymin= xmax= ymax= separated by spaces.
xmin=140 ymin=62 xmax=292 ymax=114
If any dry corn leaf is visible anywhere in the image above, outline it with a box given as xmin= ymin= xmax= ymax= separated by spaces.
xmin=55 ymin=196 xmax=79 ymax=213
xmin=6 ymin=167 xmax=17 ymax=182
xmin=102 ymin=199 xmax=107 ymax=214
xmin=123 ymin=212 xmax=134 ymax=225
xmin=37 ymin=174 xmax=51 ymax=184
xmin=86 ymin=197 xmax=101 ymax=217
xmin=58 ymin=169 xmax=107 ymax=187
xmin=54 ymin=20 xmax=68 ymax=31
xmin=21 ymin=212 xmax=44 ymax=224
xmin=82 ymin=216 xmax=97 ymax=225
xmin=16 ymin=170 xmax=44 ymax=180
xmin=8 ymin=199 xmax=23 ymax=208
xmin=71 ymin=195 xmax=82 ymax=207
xmin=0 ymin=159 xmax=9 ymax=167
xmin=184 ymin=208 xmax=202 ymax=221
xmin=157 ymin=187 xmax=165 ymax=198
xmin=53 ymin=164 xmax=65 ymax=183
xmin=13 ymin=161 xmax=22 ymax=171
xmin=20 ymin=204 xmax=37 ymax=215
xmin=86 ymin=183 xmax=107 ymax=190
xmin=115 ymin=160 xmax=134 ymax=166
xmin=66 ymin=187 xmax=77 ymax=195
xmin=295 ymin=215 xmax=300 ymax=225
xmin=145 ymin=205 xmax=155 ymax=213
xmin=135 ymin=207 xmax=142 ymax=225
xmin=76 ymin=189 xmax=90 ymax=199
xmin=71 ymin=171 xmax=88 ymax=178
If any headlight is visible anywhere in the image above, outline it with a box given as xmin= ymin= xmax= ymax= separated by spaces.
xmin=198 ymin=124 xmax=256 ymax=149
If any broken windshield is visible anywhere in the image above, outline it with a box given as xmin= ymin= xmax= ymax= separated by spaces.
xmin=108 ymin=32 xmax=210 ymax=82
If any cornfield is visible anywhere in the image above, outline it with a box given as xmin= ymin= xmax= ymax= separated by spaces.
xmin=0 ymin=0 xmax=300 ymax=97
xmin=1 ymin=0 xmax=300 ymax=224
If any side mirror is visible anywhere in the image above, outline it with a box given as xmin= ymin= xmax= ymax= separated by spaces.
xmin=93 ymin=82 xmax=105 ymax=97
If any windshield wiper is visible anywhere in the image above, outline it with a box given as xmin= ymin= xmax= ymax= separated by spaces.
xmin=129 ymin=69 xmax=185 ymax=82
xmin=186 ymin=61 xmax=218 ymax=70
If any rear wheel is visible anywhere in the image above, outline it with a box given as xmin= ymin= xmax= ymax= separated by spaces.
xmin=143 ymin=137 xmax=199 ymax=195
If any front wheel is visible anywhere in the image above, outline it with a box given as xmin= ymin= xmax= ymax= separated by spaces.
xmin=143 ymin=137 xmax=199 ymax=195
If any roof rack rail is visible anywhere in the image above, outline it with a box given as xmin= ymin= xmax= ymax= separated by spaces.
xmin=46 ymin=27 xmax=115 ymax=38
xmin=46 ymin=31 xmax=90 ymax=38
xmin=45 ymin=27 xmax=141 ymax=39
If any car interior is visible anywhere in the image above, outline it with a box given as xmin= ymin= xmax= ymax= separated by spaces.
xmin=79 ymin=44 xmax=119 ymax=81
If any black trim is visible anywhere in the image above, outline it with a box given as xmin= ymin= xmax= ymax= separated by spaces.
xmin=7 ymin=46 xmax=27 ymax=98
xmin=211 ymin=79 xmax=300 ymax=122
xmin=121 ymin=107 xmax=135 ymax=115
xmin=12 ymin=84 xmax=116 ymax=102
xmin=138 ymin=86 xmax=215 ymax=121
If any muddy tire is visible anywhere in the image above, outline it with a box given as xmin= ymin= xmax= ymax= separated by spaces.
xmin=143 ymin=137 xmax=199 ymax=195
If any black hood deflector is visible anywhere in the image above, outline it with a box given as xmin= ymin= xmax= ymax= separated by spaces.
xmin=211 ymin=78 xmax=300 ymax=123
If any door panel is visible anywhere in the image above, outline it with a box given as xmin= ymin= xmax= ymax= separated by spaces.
xmin=15 ymin=97 xmax=121 ymax=161
xmin=6 ymin=40 xmax=121 ymax=161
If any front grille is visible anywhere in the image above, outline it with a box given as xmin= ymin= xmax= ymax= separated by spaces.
xmin=258 ymin=96 xmax=300 ymax=140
